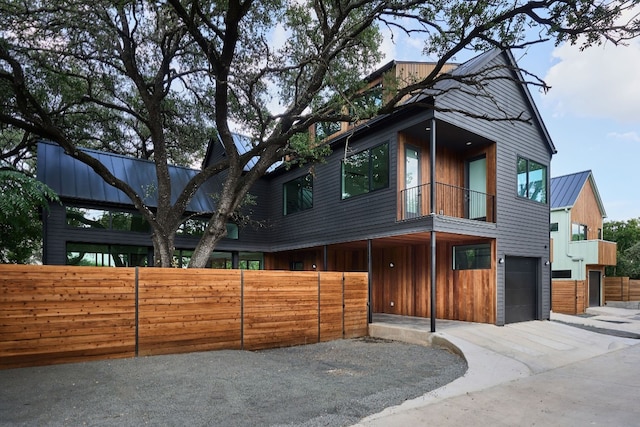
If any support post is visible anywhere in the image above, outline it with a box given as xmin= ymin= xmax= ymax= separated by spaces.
xmin=431 ymin=231 xmax=437 ymax=332
xmin=429 ymin=117 xmax=437 ymax=333
xmin=430 ymin=117 xmax=436 ymax=215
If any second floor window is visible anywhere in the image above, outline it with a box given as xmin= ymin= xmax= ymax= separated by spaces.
xmin=66 ymin=207 xmax=150 ymax=233
xmin=315 ymin=121 xmax=341 ymax=140
xmin=283 ymin=174 xmax=313 ymax=215
xmin=517 ymin=156 xmax=547 ymax=203
xmin=572 ymin=223 xmax=588 ymax=241
xmin=341 ymin=142 xmax=389 ymax=199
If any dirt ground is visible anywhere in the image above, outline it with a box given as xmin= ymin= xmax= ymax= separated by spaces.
xmin=0 ymin=337 xmax=467 ymax=427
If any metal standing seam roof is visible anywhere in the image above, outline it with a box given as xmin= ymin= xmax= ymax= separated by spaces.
xmin=550 ymin=170 xmax=592 ymax=210
xmin=36 ymin=141 xmax=220 ymax=213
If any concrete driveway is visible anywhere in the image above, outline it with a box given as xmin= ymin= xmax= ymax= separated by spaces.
xmin=359 ymin=306 xmax=640 ymax=426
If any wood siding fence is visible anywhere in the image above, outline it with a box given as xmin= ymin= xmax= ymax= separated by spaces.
xmin=0 ymin=265 xmax=368 ymax=369
xmin=604 ymin=277 xmax=640 ymax=302
xmin=552 ymin=280 xmax=586 ymax=315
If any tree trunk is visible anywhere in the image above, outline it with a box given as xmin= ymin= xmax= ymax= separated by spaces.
xmin=188 ymin=212 xmax=229 ymax=268
xmin=151 ymin=230 xmax=176 ymax=267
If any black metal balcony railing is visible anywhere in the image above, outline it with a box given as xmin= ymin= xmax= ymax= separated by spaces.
xmin=400 ymin=182 xmax=496 ymax=222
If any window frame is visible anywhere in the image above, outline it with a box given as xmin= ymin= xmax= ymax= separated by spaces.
xmin=452 ymin=243 xmax=492 ymax=270
xmin=571 ymin=223 xmax=588 ymax=241
xmin=283 ymin=174 xmax=313 ymax=216
xmin=516 ymin=156 xmax=548 ymax=204
xmin=315 ymin=121 xmax=341 ymax=140
xmin=341 ymin=142 xmax=389 ymax=200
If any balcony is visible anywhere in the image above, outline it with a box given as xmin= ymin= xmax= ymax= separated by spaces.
xmin=400 ymin=182 xmax=496 ymax=222
xmin=568 ymin=239 xmax=617 ymax=266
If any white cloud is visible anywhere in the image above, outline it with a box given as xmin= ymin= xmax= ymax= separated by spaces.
xmin=607 ymin=131 xmax=640 ymax=143
xmin=542 ymin=10 xmax=640 ymax=123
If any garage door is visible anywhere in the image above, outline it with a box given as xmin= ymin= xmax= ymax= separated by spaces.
xmin=505 ymin=256 xmax=538 ymax=324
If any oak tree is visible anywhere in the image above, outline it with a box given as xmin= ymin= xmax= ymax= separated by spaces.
xmin=1 ymin=0 xmax=638 ymax=267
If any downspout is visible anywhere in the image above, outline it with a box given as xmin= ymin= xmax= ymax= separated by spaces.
xmin=367 ymin=239 xmax=373 ymax=324
xmin=323 ymin=245 xmax=328 ymax=271
xmin=429 ymin=117 xmax=437 ymax=333
xmin=563 ymin=208 xmax=584 ymax=280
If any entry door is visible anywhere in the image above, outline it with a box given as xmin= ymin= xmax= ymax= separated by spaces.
xmin=505 ymin=256 xmax=538 ymax=324
xmin=466 ymin=156 xmax=487 ymax=220
xmin=405 ymin=146 xmax=421 ymax=218
xmin=589 ymin=270 xmax=601 ymax=307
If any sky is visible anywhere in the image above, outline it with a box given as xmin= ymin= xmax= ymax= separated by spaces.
xmin=379 ymin=18 xmax=640 ymax=223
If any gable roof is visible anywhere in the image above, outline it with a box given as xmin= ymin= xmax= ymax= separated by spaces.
xmin=428 ymin=49 xmax=556 ymax=156
xmin=550 ymin=170 xmax=607 ymax=217
xmin=37 ymin=141 xmax=220 ymax=213
xmin=202 ymin=132 xmax=282 ymax=173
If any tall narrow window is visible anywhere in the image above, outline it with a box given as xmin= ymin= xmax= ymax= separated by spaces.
xmin=341 ymin=142 xmax=389 ymax=199
xmin=517 ymin=156 xmax=547 ymax=203
xmin=283 ymin=174 xmax=313 ymax=215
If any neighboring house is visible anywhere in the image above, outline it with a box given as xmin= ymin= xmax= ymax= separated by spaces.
xmin=38 ymin=48 xmax=556 ymax=326
xmin=550 ymin=170 xmax=617 ymax=307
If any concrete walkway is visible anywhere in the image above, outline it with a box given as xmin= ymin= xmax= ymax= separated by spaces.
xmin=359 ymin=307 xmax=640 ymax=426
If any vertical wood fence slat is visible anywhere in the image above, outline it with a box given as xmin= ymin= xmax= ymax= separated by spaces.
xmin=0 ymin=265 xmax=368 ymax=369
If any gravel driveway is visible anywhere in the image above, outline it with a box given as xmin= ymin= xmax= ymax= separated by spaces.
xmin=0 ymin=337 xmax=467 ymax=427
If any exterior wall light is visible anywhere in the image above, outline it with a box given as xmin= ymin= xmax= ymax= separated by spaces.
xmin=498 ymin=258 xmax=504 ymax=264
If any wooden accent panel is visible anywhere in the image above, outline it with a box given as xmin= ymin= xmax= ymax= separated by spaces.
xmin=0 ymin=265 xmax=135 ymax=369
xmin=436 ymin=240 xmax=496 ymax=324
xmin=552 ymin=280 xmax=587 ymax=315
xmin=598 ymin=240 xmax=617 ymax=265
xmin=370 ymin=239 xmax=496 ymax=324
xmin=393 ymin=62 xmax=457 ymax=103
xmin=571 ymin=178 xmax=604 ymax=240
xmin=343 ymin=273 xmax=369 ymax=338
xmin=137 ymin=269 xmax=242 ymax=356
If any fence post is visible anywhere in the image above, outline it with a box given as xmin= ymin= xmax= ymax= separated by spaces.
xmin=135 ymin=266 xmax=139 ymax=357
xmin=342 ymin=272 xmax=345 ymax=337
xmin=240 ymin=269 xmax=244 ymax=350
xmin=317 ymin=272 xmax=321 ymax=343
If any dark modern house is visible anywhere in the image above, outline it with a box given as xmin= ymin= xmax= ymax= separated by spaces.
xmin=37 ymin=48 xmax=556 ymax=325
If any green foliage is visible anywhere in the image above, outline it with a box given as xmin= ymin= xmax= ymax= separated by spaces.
xmin=0 ymin=170 xmax=59 ymax=263
xmin=604 ymin=218 xmax=640 ymax=278
xmin=1 ymin=0 xmax=638 ymax=266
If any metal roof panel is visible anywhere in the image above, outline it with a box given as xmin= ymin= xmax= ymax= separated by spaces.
xmin=37 ymin=141 xmax=218 ymax=213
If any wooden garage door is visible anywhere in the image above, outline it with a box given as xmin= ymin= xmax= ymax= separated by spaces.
xmin=505 ymin=256 xmax=538 ymax=324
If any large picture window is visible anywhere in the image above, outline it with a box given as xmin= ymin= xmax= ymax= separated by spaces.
xmin=66 ymin=207 xmax=150 ymax=232
xmin=453 ymin=243 xmax=491 ymax=270
xmin=341 ymin=142 xmax=389 ymax=199
xmin=517 ymin=157 xmax=547 ymax=203
xmin=66 ymin=243 xmax=149 ymax=267
xmin=283 ymin=174 xmax=313 ymax=215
